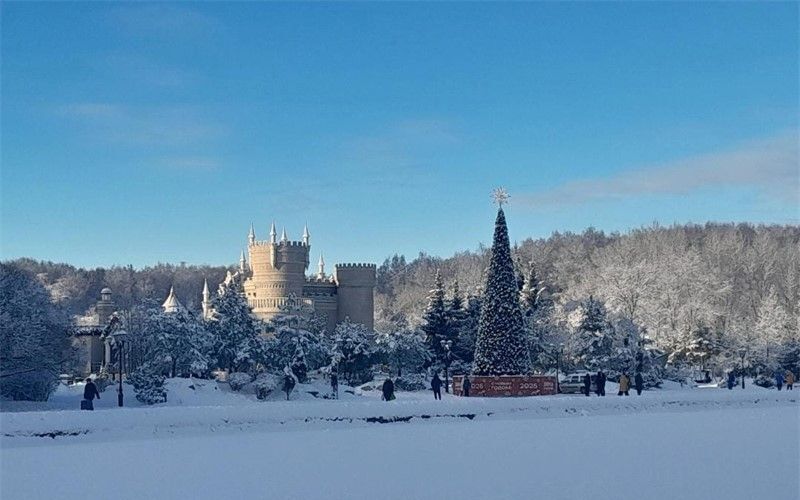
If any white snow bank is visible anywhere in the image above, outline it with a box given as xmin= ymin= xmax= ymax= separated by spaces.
xmin=1 ymin=379 xmax=795 ymax=442
xmin=1 ymin=406 xmax=797 ymax=500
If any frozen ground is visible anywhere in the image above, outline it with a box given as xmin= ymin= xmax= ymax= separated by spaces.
xmin=1 ymin=380 xmax=798 ymax=500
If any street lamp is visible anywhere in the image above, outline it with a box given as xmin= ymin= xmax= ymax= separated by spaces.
xmin=111 ymin=330 xmax=129 ymax=407
xmin=555 ymin=345 xmax=563 ymax=394
xmin=440 ymin=340 xmax=453 ymax=393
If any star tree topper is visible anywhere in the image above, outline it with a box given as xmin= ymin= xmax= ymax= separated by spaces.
xmin=491 ymin=187 xmax=510 ymax=208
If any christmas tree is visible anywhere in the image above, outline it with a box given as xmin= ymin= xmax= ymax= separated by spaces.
xmin=473 ymin=190 xmax=532 ymax=375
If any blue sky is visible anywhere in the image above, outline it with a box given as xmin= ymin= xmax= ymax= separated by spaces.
xmin=2 ymin=2 xmax=798 ymax=269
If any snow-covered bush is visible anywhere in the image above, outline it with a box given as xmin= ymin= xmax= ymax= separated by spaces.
xmin=330 ymin=319 xmax=377 ymax=386
xmin=227 ymin=372 xmax=252 ymax=392
xmin=394 ymin=373 xmax=427 ymax=391
xmin=253 ymin=373 xmax=279 ymax=400
xmin=753 ymin=373 xmax=774 ymax=388
xmin=128 ymin=363 xmax=167 ymax=404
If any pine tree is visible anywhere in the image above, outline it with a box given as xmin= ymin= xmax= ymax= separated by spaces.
xmin=421 ymin=269 xmax=449 ymax=361
xmin=453 ymin=294 xmax=482 ymax=364
xmin=473 ymin=208 xmax=532 ymax=375
xmin=129 ymin=361 xmax=167 ymax=404
xmin=209 ymin=279 xmax=262 ymax=373
xmin=377 ymin=328 xmax=432 ymax=376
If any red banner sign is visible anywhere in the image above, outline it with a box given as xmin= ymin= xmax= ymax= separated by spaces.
xmin=451 ymin=375 xmax=557 ymax=397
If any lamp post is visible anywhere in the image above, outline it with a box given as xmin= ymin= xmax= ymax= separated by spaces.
xmin=111 ymin=330 xmax=129 ymax=407
xmin=555 ymin=345 xmax=563 ymax=394
xmin=440 ymin=340 xmax=453 ymax=393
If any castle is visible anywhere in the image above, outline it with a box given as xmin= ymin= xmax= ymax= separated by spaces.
xmin=72 ymin=223 xmax=375 ymax=376
xmin=218 ymin=222 xmax=376 ymax=333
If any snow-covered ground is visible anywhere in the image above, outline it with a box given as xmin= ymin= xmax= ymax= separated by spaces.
xmin=1 ymin=380 xmax=798 ymax=500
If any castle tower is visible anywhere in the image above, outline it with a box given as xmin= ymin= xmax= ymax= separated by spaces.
xmin=201 ymin=279 xmax=212 ymax=319
xmin=334 ymin=264 xmax=376 ymax=330
xmin=239 ymin=249 xmax=247 ymax=273
xmin=96 ymin=287 xmax=115 ymax=325
xmin=269 ymin=221 xmax=277 ymax=244
xmin=248 ymin=223 xmax=256 ymax=245
xmin=302 ymin=224 xmax=310 ymax=246
xmin=244 ymin=224 xmax=311 ymax=320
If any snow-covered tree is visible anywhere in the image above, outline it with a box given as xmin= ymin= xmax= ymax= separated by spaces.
xmin=567 ymin=296 xmax=615 ymax=371
xmin=209 ymin=279 xmax=262 ymax=373
xmin=453 ymin=294 xmax=481 ymax=363
xmin=0 ymin=263 xmax=71 ymax=401
xmin=754 ymin=288 xmax=794 ymax=370
xmin=473 ymin=207 xmax=532 ymax=375
xmin=376 ymin=328 xmax=432 ymax=376
xmin=162 ymin=309 xmax=213 ymax=377
xmin=263 ymin=304 xmax=329 ymax=372
xmin=290 ymin=344 xmax=308 ymax=383
xmin=128 ymin=361 xmax=167 ymax=404
xmin=421 ymin=269 xmax=448 ymax=361
xmin=330 ymin=319 xmax=375 ymax=385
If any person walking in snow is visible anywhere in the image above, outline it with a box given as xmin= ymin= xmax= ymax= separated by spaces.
xmin=330 ymin=372 xmax=339 ymax=399
xmin=618 ymin=372 xmax=630 ymax=396
xmin=462 ymin=375 xmax=471 ymax=397
xmin=283 ymin=372 xmax=296 ymax=400
xmin=596 ymin=370 xmax=606 ymax=396
xmin=82 ymin=378 xmax=100 ymax=410
xmin=583 ymin=373 xmax=591 ymax=396
xmin=727 ymin=371 xmax=736 ymax=390
xmin=774 ymin=371 xmax=784 ymax=391
xmin=785 ymin=370 xmax=794 ymax=390
xmin=431 ymin=372 xmax=443 ymax=400
xmin=382 ymin=377 xmax=395 ymax=401
xmin=634 ymin=372 xmax=644 ymax=396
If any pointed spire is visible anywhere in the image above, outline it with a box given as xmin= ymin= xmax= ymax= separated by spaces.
xmin=239 ymin=249 xmax=247 ymax=272
xmin=317 ymin=253 xmax=326 ymax=279
xmin=280 ymin=227 xmax=288 ymax=243
xmin=270 ymin=221 xmax=277 ymax=244
xmin=162 ymin=285 xmax=184 ymax=314
xmin=201 ymin=279 xmax=212 ymax=320
xmin=302 ymin=223 xmax=310 ymax=245
xmin=248 ymin=223 xmax=255 ymax=244
xmin=202 ymin=279 xmax=210 ymax=299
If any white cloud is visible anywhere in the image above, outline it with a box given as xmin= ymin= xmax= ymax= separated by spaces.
xmin=521 ymin=130 xmax=799 ymax=207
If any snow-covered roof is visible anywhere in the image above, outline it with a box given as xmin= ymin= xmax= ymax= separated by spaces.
xmin=162 ymin=286 xmax=184 ymax=313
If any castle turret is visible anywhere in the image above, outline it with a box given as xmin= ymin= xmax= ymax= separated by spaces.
xmin=270 ymin=221 xmax=277 ymax=244
xmin=202 ymin=279 xmax=212 ymax=319
xmin=240 ymin=249 xmax=247 ymax=273
xmin=303 ymin=224 xmax=310 ymax=246
xmin=248 ymin=223 xmax=256 ymax=245
xmin=280 ymin=227 xmax=288 ymax=243
xmin=335 ymin=263 xmax=376 ymax=331
xmin=317 ymin=253 xmax=326 ymax=280
xmin=162 ymin=286 xmax=184 ymax=313
xmin=97 ymin=287 xmax=115 ymax=325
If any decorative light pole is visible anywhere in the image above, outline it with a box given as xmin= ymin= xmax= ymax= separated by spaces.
xmin=555 ymin=345 xmax=563 ymax=394
xmin=111 ymin=330 xmax=129 ymax=407
xmin=440 ymin=339 xmax=453 ymax=393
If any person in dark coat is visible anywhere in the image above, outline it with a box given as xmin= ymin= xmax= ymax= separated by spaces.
xmin=634 ymin=372 xmax=644 ymax=396
xmin=462 ymin=375 xmax=471 ymax=397
xmin=382 ymin=378 xmax=395 ymax=401
xmin=775 ymin=371 xmax=784 ymax=391
xmin=330 ymin=372 xmax=339 ymax=399
xmin=583 ymin=373 xmax=591 ymax=396
xmin=727 ymin=371 xmax=736 ymax=390
xmin=82 ymin=378 xmax=100 ymax=410
xmin=596 ymin=370 xmax=606 ymax=396
xmin=431 ymin=373 xmax=443 ymax=400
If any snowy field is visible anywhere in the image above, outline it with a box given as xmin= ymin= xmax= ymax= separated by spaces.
xmin=1 ymin=381 xmax=798 ymax=500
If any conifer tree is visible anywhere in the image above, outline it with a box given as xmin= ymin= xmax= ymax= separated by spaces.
xmin=569 ymin=296 xmax=615 ymax=371
xmin=421 ymin=269 xmax=449 ymax=361
xmin=473 ymin=207 xmax=532 ymax=375
xmin=209 ymin=278 xmax=262 ymax=373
